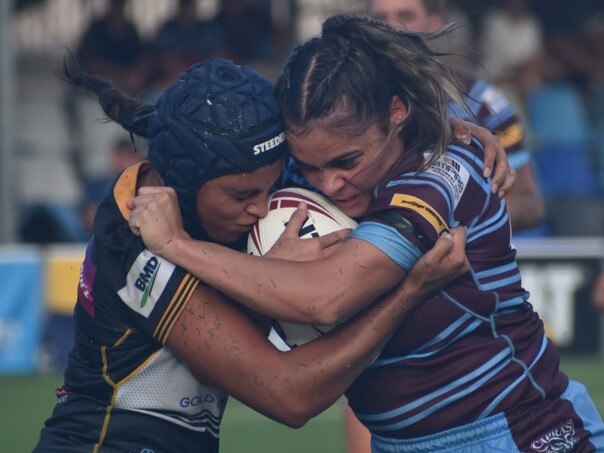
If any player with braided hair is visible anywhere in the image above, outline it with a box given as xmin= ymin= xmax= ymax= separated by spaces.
xmin=345 ymin=1 xmax=549 ymax=449
xmin=33 ymin=58 xmax=472 ymax=453
xmin=130 ymin=15 xmax=604 ymax=452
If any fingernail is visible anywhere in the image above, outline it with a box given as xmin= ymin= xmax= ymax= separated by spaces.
xmin=483 ymin=167 xmax=492 ymax=178
xmin=440 ymin=231 xmax=452 ymax=239
xmin=491 ymin=183 xmax=499 ymax=194
xmin=498 ymin=190 xmax=505 ymax=199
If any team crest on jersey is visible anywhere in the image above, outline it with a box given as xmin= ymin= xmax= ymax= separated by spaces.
xmin=530 ymin=419 xmax=577 ymax=453
xmin=423 ymin=153 xmax=470 ymax=206
xmin=118 ymin=250 xmax=175 ymax=317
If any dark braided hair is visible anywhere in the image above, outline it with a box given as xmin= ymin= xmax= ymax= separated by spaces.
xmin=276 ymin=14 xmax=467 ymax=169
xmin=64 ymin=56 xmax=287 ymax=241
xmin=63 ymin=57 xmax=156 ymax=139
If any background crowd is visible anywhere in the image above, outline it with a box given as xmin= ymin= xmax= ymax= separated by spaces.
xmin=9 ymin=0 xmax=604 ymax=246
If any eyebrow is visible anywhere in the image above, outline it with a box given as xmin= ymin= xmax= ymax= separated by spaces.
xmin=294 ymin=150 xmax=363 ymax=168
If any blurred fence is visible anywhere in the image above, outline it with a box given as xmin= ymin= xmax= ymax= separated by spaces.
xmin=0 ymin=238 xmax=603 ymax=375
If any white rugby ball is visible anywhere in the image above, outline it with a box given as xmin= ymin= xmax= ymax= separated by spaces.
xmin=247 ymin=187 xmax=357 ymax=348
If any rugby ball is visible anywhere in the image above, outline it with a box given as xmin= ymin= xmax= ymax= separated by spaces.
xmin=247 ymin=187 xmax=357 ymax=348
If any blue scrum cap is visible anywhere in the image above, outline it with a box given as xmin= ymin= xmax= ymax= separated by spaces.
xmin=147 ymin=59 xmax=287 ymax=239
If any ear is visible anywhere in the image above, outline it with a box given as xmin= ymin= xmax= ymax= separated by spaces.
xmin=389 ymin=96 xmax=409 ymax=129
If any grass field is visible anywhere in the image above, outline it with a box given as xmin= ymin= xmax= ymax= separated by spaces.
xmin=2 ymin=355 xmax=603 ymax=453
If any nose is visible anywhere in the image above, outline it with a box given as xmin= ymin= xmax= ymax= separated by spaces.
xmin=317 ymin=169 xmax=346 ymax=198
xmin=246 ymin=194 xmax=270 ymax=218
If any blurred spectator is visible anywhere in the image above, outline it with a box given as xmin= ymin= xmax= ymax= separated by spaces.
xmin=67 ymin=0 xmax=145 ymax=197
xmin=530 ymin=0 xmax=604 ymax=191
xmin=592 ymin=271 xmax=604 ymax=313
xmin=371 ymin=0 xmax=475 ymax=73
xmin=15 ymin=56 xmax=86 ymax=245
xmin=471 ymin=0 xmax=604 ymax=236
xmin=370 ymin=0 xmax=545 ymax=233
xmin=476 ymin=1 xmax=551 ymax=236
xmin=76 ymin=0 xmax=147 ymax=95
xmin=433 ymin=0 xmax=476 ymax=74
xmin=145 ymin=0 xmax=223 ymax=99
xmin=480 ymin=0 xmax=545 ymax=102
xmin=213 ymin=0 xmax=278 ymax=65
xmin=531 ymin=0 xmax=604 ymax=90
xmin=81 ymin=137 xmax=143 ymax=234
xmin=19 ymin=203 xmax=87 ymax=244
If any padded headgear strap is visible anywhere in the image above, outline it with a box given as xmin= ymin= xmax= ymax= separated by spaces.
xmin=148 ymin=59 xmax=286 ymax=239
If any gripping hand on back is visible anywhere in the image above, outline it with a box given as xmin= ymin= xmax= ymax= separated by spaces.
xmin=403 ymin=228 xmax=470 ymax=300
xmin=127 ymin=186 xmax=190 ymax=255
xmin=450 ymin=118 xmax=515 ymax=198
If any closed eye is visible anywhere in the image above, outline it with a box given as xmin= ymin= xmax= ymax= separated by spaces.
xmin=232 ymin=190 xmax=256 ymax=201
xmin=294 ymin=151 xmax=361 ymax=173
xmin=332 ymin=157 xmax=358 ymax=170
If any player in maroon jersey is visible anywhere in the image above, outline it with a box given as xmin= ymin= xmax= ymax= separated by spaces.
xmin=344 ymin=1 xmax=548 ymax=449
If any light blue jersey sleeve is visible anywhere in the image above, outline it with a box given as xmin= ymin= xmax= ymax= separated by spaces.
xmin=349 ymin=221 xmax=423 ymax=272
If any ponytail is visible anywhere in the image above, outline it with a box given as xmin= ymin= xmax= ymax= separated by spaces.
xmin=62 ymin=55 xmax=156 ymax=138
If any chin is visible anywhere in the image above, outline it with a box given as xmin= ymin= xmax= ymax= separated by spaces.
xmin=339 ymin=197 xmax=371 ymax=219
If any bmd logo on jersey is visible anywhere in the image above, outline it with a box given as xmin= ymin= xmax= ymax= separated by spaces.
xmin=118 ymin=250 xmax=175 ymax=317
xmin=253 ymin=132 xmax=285 ymax=155
xmin=135 ymin=257 xmax=161 ymax=308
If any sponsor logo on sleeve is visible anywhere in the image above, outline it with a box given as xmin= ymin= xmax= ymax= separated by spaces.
xmin=424 ymin=153 xmax=470 ymax=206
xmin=389 ymin=194 xmax=447 ymax=235
xmin=118 ymin=250 xmax=175 ymax=317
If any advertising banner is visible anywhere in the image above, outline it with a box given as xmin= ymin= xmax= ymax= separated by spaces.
xmin=515 ymin=237 xmax=604 ymax=354
xmin=0 ymin=248 xmax=43 ymax=373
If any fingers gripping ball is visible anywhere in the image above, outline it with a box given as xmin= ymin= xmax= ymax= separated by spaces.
xmin=248 ymin=188 xmax=358 ymax=253
xmin=247 ymin=188 xmax=357 ymax=349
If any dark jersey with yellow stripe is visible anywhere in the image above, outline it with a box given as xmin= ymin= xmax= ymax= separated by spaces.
xmin=46 ymin=163 xmax=227 ymax=451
